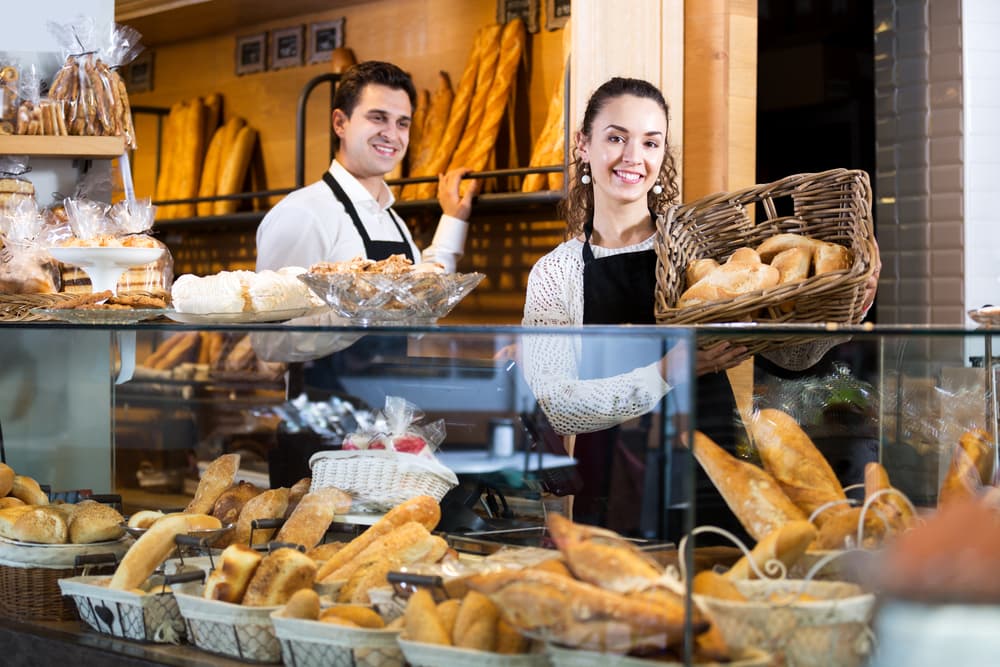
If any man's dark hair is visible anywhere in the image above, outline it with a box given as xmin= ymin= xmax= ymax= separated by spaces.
xmin=332 ymin=61 xmax=417 ymax=153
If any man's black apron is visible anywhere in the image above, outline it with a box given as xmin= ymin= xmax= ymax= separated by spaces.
xmin=568 ymin=219 xmax=746 ymax=541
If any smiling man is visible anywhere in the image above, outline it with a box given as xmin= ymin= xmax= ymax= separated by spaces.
xmin=256 ymin=61 xmax=478 ymax=273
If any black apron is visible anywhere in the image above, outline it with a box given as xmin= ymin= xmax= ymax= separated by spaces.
xmin=321 ymin=172 xmax=415 ymax=263
xmin=570 ymin=218 xmax=746 ymax=541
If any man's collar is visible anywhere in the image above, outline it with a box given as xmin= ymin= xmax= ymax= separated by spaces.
xmin=328 ymin=160 xmax=395 ymax=210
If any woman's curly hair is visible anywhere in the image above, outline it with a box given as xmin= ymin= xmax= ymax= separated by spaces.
xmin=560 ymin=77 xmax=680 ymax=239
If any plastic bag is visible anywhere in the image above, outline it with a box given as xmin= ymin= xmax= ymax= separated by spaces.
xmin=0 ymin=156 xmax=35 ymax=212
xmin=46 ymin=16 xmax=143 ymax=147
xmin=0 ymin=198 xmax=60 ymax=294
xmin=343 ymin=396 xmax=447 ymax=458
xmin=0 ymin=64 xmax=19 ymax=131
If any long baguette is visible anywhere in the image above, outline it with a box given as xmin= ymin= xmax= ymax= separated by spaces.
xmin=408 ymin=72 xmax=453 ymax=179
xmin=154 ymin=102 xmax=185 ymax=219
xmin=445 ymin=23 xmax=504 ymax=173
xmin=522 ymin=71 xmax=566 ymax=192
xmin=406 ymin=88 xmax=430 ymax=174
xmin=314 ymin=494 xmax=440 ymax=580
xmin=748 ymin=408 xmax=846 ymax=521
xmin=938 ymin=428 xmax=993 ymax=505
xmin=213 ymin=125 xmax=257 ymax=215
xmin=323 ymin=520 xmax=432 ymax=582
xmin=174 ymin=99 xmax=206 ymax=218
xmin=109 ymin=513 xmax=221 ymax=590
xmin=691 ymin=431 xmax=807 ymax=541
xmin=196 ymin=126 xmax=226 ymax=216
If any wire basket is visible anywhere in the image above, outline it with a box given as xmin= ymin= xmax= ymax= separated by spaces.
xmin=397 ymin=638 xmax=551 ymax=667
xmin=654 ymin=169 xmax=876 ymax=353
xmin=546 ymin=644 xmax=772 ymax=667
xmin=59 ymin=575 xmax=185 ymax=643
xmin=272 ymin=613 xmax=404 ymax=667
xmin=695 ymin=579 xmax=875 ymax=667
xmin=309 ymin=450 xmax=458 ymax=512
xmin=174 ymin=590 xmax=282 ymax=663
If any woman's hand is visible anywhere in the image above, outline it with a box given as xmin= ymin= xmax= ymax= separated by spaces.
xmin=437 ymin=167 xmax=480 ymax=220
xmin=660 ymin=340 xmax=749 ymax=385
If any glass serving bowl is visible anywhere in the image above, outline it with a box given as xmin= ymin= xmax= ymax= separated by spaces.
xmin=298 ymin=271 xmax=485 ymax=325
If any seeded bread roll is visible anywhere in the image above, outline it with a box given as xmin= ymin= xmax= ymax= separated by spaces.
xmin=69 ymin=499 xmax=126 ymax=544
xmin=0 ymin=505 xmax=67 ymax=543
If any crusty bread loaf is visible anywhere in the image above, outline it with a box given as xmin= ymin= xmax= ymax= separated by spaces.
xmin=68 ymin=499 xmax=125 ymax=544
xmin=692 ymin=431 xmax=807 ymax=541
xmin=185 ymin=453 xmax=240 ymax=515
xmin=755 ymin=231 xmax=819 ymax=263
xmin=241 ymin=547 xmax=317 ymax=607
xmin=404 ymin=588 xmax=451 ymax=645
xmin=452 ymin=590 xmax=500 ymax=651
xmin=771 ymin=247 xmax=812 ymax=285
xmin=315 ymin=494 xmax=441 ymax=580
xmin=0 ymin=462 xmax=13 ymax=496
xmin=275 ymin=486 xmax=351 ymax=549
xmin=406 ymin=88 xmax=430 ymax=174
xmin=324 ymin=520 xmax=433 ymax=582
xmin=676 ymin=251 xmax=780 ymax=309
xmin=232 ymin=487 xmax=289 ymax=547
xmin=197 ymin=126 xmax=226 ymax=217
xmin=685 ymin=258 xmax=720 ymax=287
xmin=748 ymin=408 xmax=846 ymax=521
xmin=211 ymin=481 xmax=262 ymax=527
xmin=0 ymin=505 xmax=67 ymax=543
xmin=725 ymin=520 xmax=817 ymax=580
xmin=10 ymin=474 xmax=48 ymax=505
xmin=203 ymin=543 xmax=263 ymax=603
xmin=813 ymin=241 xmax=852 ymax=274
xmin=127 ymin=510 xmax=165 ymax=530
xmin=939 ymin=428 xmax=993 ymax=505
xmin=284 ymin=477 xmax=311 ymax=518
xmin=0 ymin=497 xmax=25 ymax=509
xmin=109 ymin=513 xmax=221 ymax=590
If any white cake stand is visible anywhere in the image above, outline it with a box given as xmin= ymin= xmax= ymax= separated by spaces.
xmin=49 ymin=247 xmax=165 ymax=296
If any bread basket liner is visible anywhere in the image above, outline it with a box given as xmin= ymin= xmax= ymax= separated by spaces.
xmin=58 ymin=575 xmax=185 ymax=644
xmin=272 ymin=613 xmax=404 ymax=667
xmin=173 ymin=589 xmax=282 ymax=664
xmin=309 ymin=449 xmax=459 ymax=508
xmin=0 ymin=534 xmax=131 ymax=568
xmin=546 ymin=644 xmax=771 ymax=667
xmin=397 ymin=638 xmax=551 ymax=667
xmin=694 ymin=579 xmax=875 ymax=667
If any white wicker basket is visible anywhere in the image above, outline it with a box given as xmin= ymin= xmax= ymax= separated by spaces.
xmin=272 ymin=613 xmax=404 ymax=667
xmin=397 ymin=638 xmax=551 ymax=667
xmin=59 ymin=575 xmax=185 ymax=644
xmin=695 ymin=579 xmax=875 ymax=667
xmin=309 ymin=450 xmax=458 ymax=511
xmin=173 ymin=590 xmax=282 ymax=663
xmin=546 ymin=644 xmax=772 ymax=667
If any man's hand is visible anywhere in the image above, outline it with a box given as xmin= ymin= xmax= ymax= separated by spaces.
xmin=437 ymin=167 xmax=480 ymax=220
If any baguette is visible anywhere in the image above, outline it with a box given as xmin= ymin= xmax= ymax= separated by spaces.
xmin=196 ymin=126 xmax=226 ymax=216
xmin=185 ymin=453 xmax=240 ymax=515
xmin=523 ymin=60 xmax=567 ymax=193
xmin=213 ymin=125 xmax=257 ymax=215
xmin=725 ymin=520 xmax=817 ymax=580
xmin=864 ymin=462 xmax=914 ymax=531
xmin=10 ymin=474 xmax=48 ymax=505
xmin=445 ymin=24 xmax=503 ymax=173
xmin=241 ymin=547 xmax=317 ymax=607
xmin=202 ymin=92 xmax=222 ymax=153
xmin=284 ymin=477 xmax=311 ymax=518
xmin=406 ymin=88 xmax=430 ymax=174
xmin=231 ymin=487 xmax=289 ymax=547
xmin=323 ymin=520 xmax=433 ymax=582
xmin=812 ymin=506 xmax=885 ymax=550
xmin=693 ymin=570 xmax=747 ymax=601
xmin=174 ymin=99 xmax=206 ymax=218
xmin=275 ymin=486 xmax=351 ymax=549
xmin=748 ymin=408 xmax=846 ymax=521
xmin=152 ymin=332 xmax=200 ymax=370
xmin=691 ymin=431 xmax=807 ymax=541
xmin=68 ymin=499 xmax=125 ymax=544
xmin=938 ymin=428 xmax=993 ymax=505
xmin=145 ymin=332 xmax=188 ymax=369
xmin=203 ymin=543 xmax=263 ymax=603
xmin=109 ymin=513 xmax=221 ymax=590
xmin=0 ymin=462 xmax=13 ymax=496
xmin=315 ymin=495 xmax=441 ymax=580
xmin=408 ymin=72 xmax=453 ymax=179
xmin=154 ymin=101 xmax=185 ymax=219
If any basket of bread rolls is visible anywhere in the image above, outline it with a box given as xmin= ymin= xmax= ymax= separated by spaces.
xmin=0 ymin=462 xmax=130 ymax=621
xmin=654 ymin=169 xmax=877 ymax=352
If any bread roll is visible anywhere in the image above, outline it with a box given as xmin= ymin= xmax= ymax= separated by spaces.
xmin=203 ymin=543 xmax=264 ymax=603
xmin=436 ymin=598 xmax=462 ymax=639
xmin=242 ymin=547 xmax=317 ymax=607
xmin=315 ymin=494 xmax=441 ymax=581
xmin=185 ymin=453 xmax=240 ymax=515
xmin=676 ymin=260 xmax=780 ymax=308
xmin=109 ymin=513 xmax=222 ymax=590
xmin=452 ymin=590 xmax=499 ymax=651
xmin=693 ymin=570 xmax=747 ymax=601
xmin=685 ymin=258 xmax=720 ymax=287
xmin=691 ymin=431 xmax=807 ymax=541
xmin=278 ymin=588 xmax=320 ymax=620
xmin=68 ymin=499 xmax=126 ymax=544
xmin=127 ymin=510 xmax=165 ymax=529
xmin=404 ymin=588 xmax=451 ymax=645
xmin=0 ymin=497 xmax=25 ymax=509
xmin=813 ymin=241 xmax=852 ymax=274
xmin=771 ymin=246 xmax=812 ymax=285
xmin=495 ymin=618 xmax=529 ymax=654
xmin=939 ymin=428 xmax=993 ymax=505
xmin=0 ymin=462 xmax=13 ymax=496
xmin=211 ymin=481 xmax=262 ymax=526
xmin=755 ymin=232 xmax=819 ymax=263
xmin=321 ymin=605 xmax=385 ymax=629
xmin=10 ymin=474 xmax=48 ymax=505
xmin=275 ymin=486 xmax=351 ymax=549
xmin=232 ymin=487 xmax=289 ymax=547
xmin=725 ymin=520 xmax=817 ymax=580
xmin=748 ymin=408 xmax=846 ymax=521
xmin=0 ymin=505 xmax=67 ymax=543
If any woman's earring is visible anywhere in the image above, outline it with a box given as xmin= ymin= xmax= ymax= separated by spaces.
xmin=580 ymin=163 xmax=592 ymax=185
xmin=652 ymin=179 xmax=664 ymax=195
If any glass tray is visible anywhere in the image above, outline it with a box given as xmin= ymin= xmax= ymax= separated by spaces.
xmin=32 ymin=307 xmax=168 ymax=324
xmin=165 ymin=306 xmax=328 ymax=324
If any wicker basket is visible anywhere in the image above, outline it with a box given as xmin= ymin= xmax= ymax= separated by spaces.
xmin=0 ymin=292 xmax=81 ymax=322
xmin=174 ymin=590 xmax=282 ymax=663
xmin=0 ymin=535 xmax=130 ymax=622
xmin=695 ymin=579 xmax=875 ymax=667
xmin=654 ymin=169 xmax=876 ymax=353
xmin=59 ymin=575 xmax=186 ymax=643
xmin=309 ymin=450 xmax=458 ymax=512
xmin=272 ymin=613 xmax=404 ymax=667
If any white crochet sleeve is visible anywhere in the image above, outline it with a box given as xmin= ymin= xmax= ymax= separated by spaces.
xmin=521 ymin=243 xmax=669 ymax=436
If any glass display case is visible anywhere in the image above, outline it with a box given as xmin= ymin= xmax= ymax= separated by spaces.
xmin=1 ymin=319 xmax=998 ymax=666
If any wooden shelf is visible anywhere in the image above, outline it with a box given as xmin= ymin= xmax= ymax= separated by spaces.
xmin=0 ymin=135 xmax=125 ymax=159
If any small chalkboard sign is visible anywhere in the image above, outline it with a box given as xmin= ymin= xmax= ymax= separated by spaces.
xmin=497 ymin=0 xmax=540 ymax=33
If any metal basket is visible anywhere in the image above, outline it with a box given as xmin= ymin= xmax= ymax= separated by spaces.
xmin=174 ymin=590 xmax=282 ymax=663
xmin=272 ymin=613 xmax=404 ymax=667
xmin=59 ymin=575 xmax=185 ymax=643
